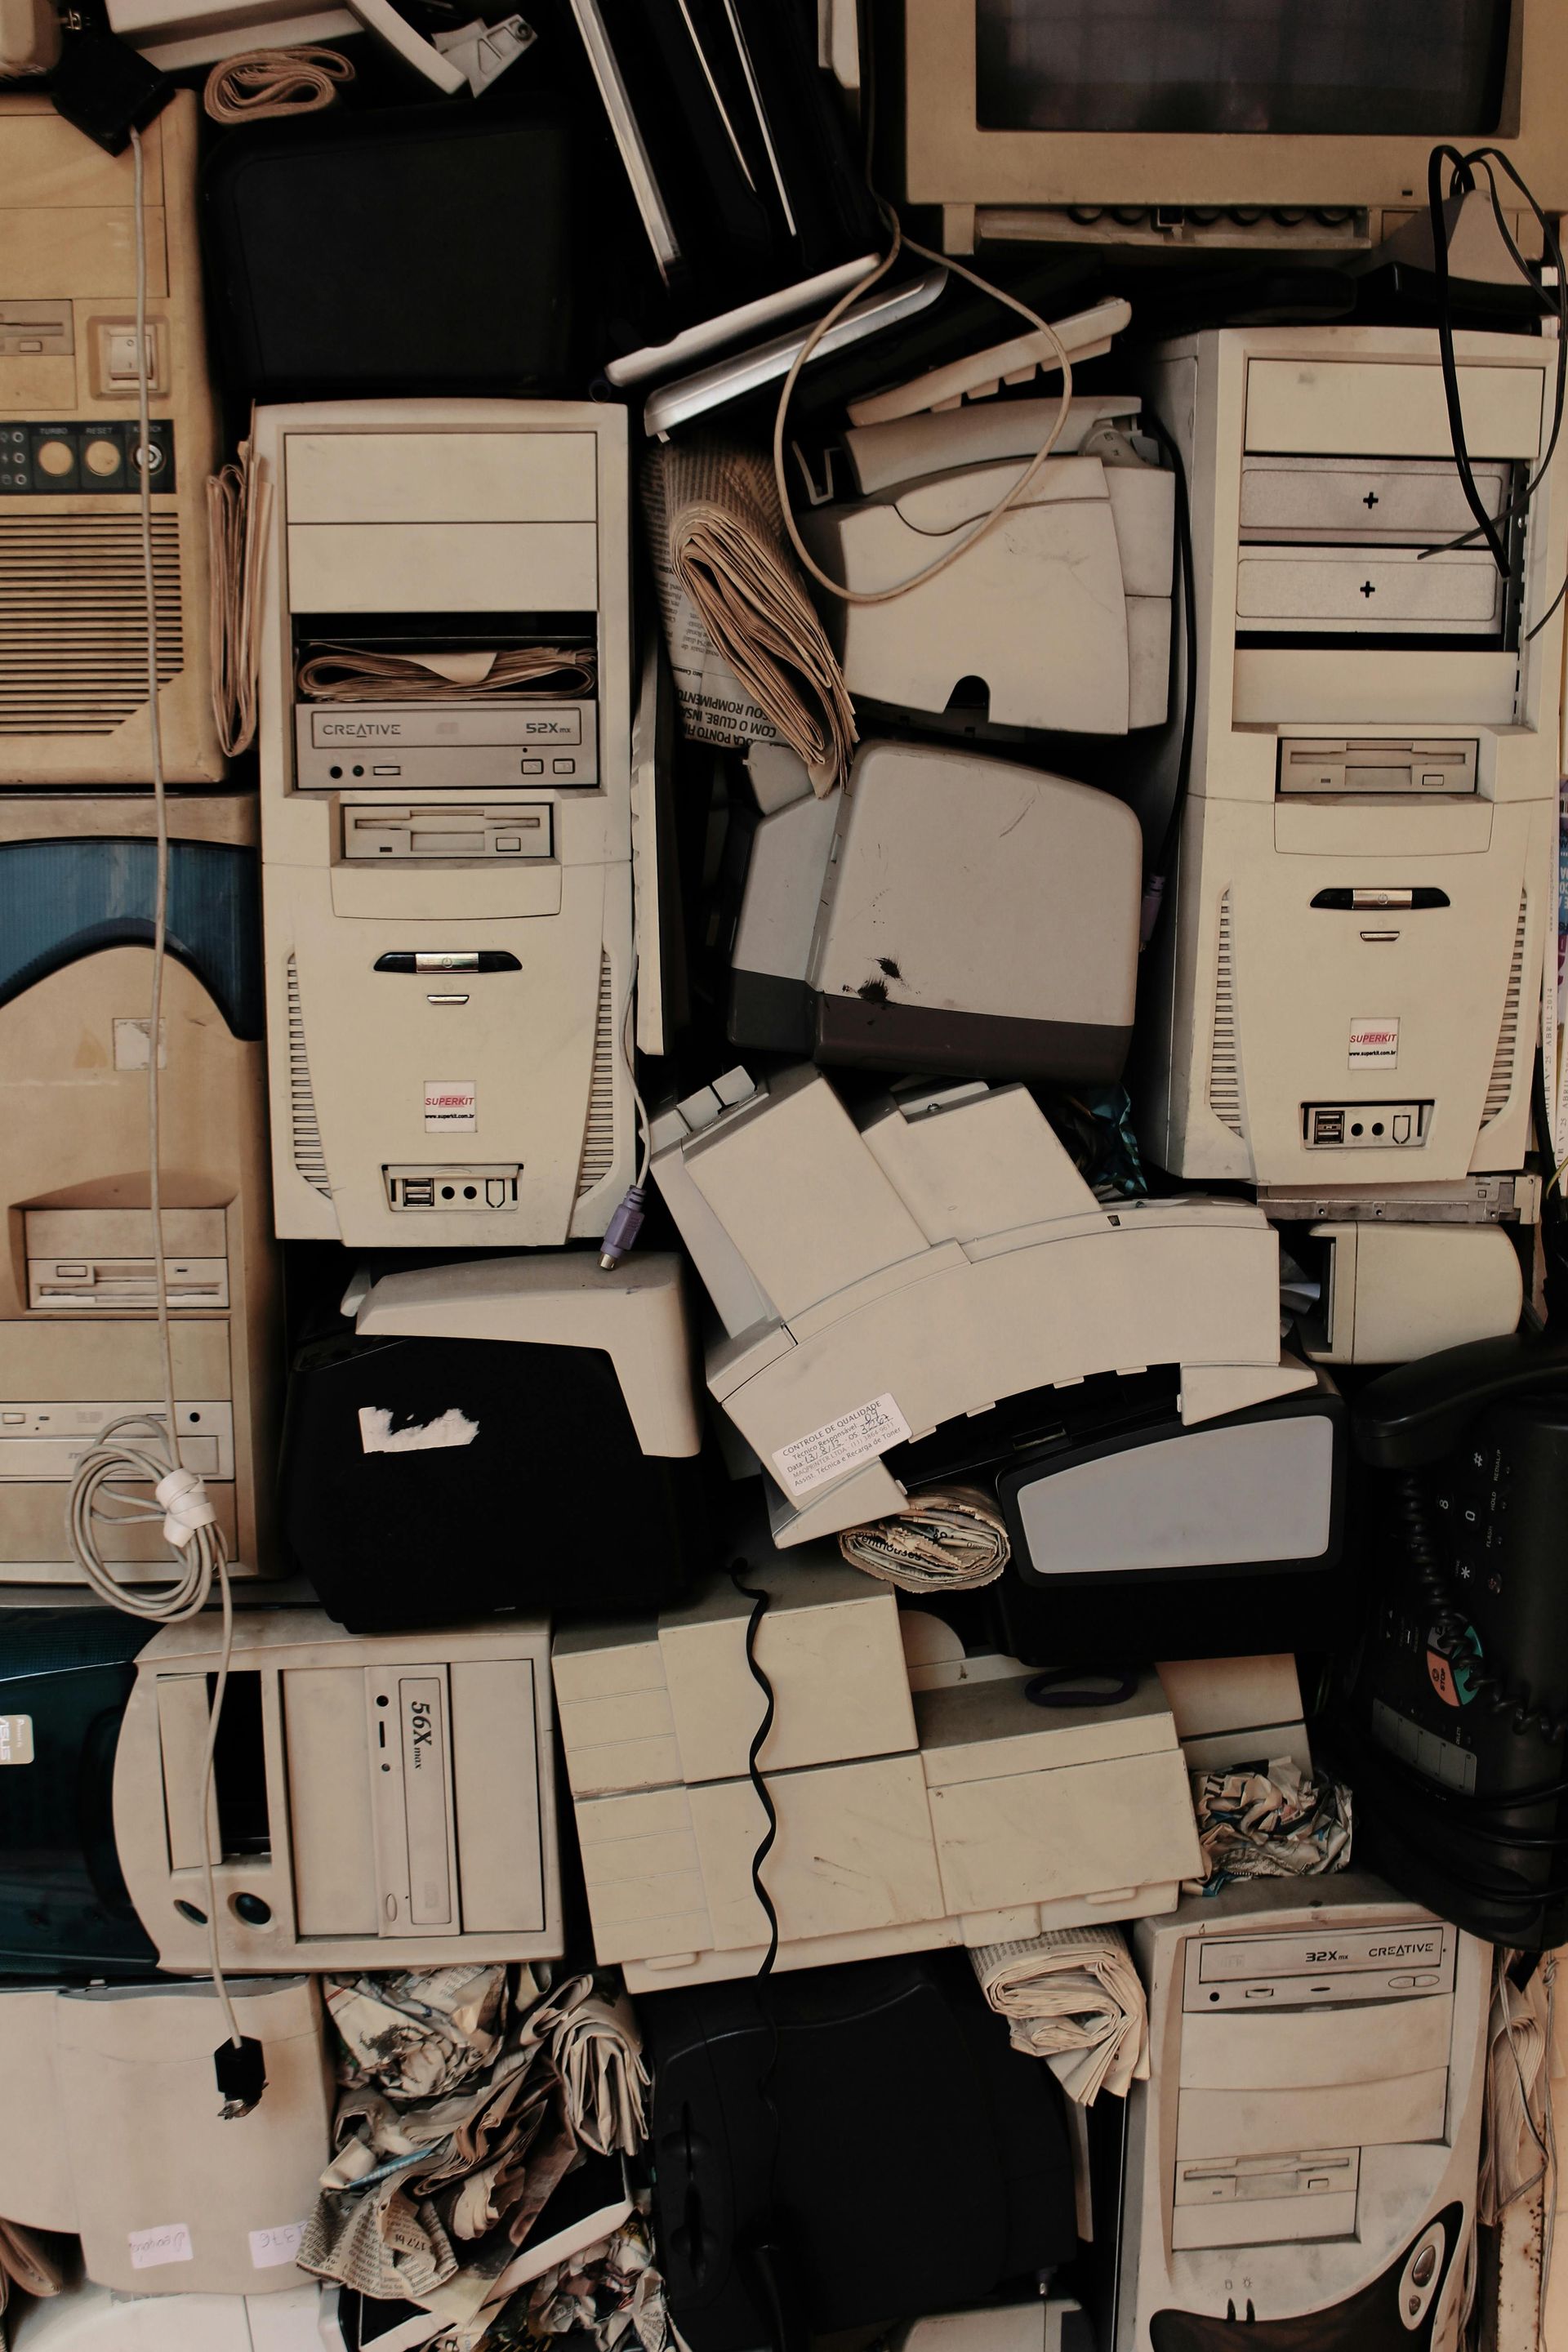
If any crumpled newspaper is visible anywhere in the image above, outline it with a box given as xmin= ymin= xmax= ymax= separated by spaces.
xmin=302 ymin=1970 xmax=574 ymax=2319
xmin=474 ymin=2206 xmax=669 ymax=2352
xmin=328 ymin=1965 xmax=514 ymax=2103
xmin=839 ymin=1485 xmax=1010 ymax=1592
xmin=970 ymin=1925 xmax=1149 ymax=2105
xmin=1187 ymin=1760 xmax=1352 ymax=1895
xmin=528 ymin=1976 xmax=648 ymax=2157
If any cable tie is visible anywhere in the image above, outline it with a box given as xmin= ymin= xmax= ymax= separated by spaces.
xmin=155 ymin=1465 xmax=218 ymax=1546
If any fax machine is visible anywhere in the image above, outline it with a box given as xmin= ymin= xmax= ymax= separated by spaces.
xmin=1136 ymin=327 xmax=1565 ymax=1192
xmin=252 ymin=399 xmax=635 ymax=1249
xmin=727 ymin=737 xmax=1141 ymax=1081
xmin=649 ymin=1063 xmax=1312 ymax=1544
xmin=553 ymin=1555 xmax=1200 ymax=1989
xmin=799 ymin=395 xmax=1175 ymax=734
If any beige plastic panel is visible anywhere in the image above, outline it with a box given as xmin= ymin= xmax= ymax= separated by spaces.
xmin=283 ymin=1668 xmax=380 ymax=1937
xmin=450 ymin=1660 xmax=546 ymax=1934
xmin=690 ymin=1755 xmax=946 ymax=1949
xmin=283 ymin=430 xmax=599 ymax=523
xmin=1244 ymin=360 xmax=1545 ymax=457
xmin=286 ymin=521 xmax=599 ymax=614
xmin=1177 ymin=2069 xmax=1450 ymax=2160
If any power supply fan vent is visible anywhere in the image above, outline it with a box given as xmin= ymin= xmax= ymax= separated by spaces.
xmin=1207 ymin=887 xmax=1245 ymax=1137
xmin=285 ymin=953 xmax=332 ymax=1196
xmin=1479 ymin=889 xmax=1529 ymax=1128
xmin=577 ymin=951 xmax=617 ymax=1196
xmin=0 ymin=516 xmax=181 ymax=734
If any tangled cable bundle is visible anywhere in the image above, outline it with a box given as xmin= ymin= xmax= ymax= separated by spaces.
xmin=297 ymin=644 xmax=597 ymax=701
xmin=203 ymin=46 xmax=355 ymax=122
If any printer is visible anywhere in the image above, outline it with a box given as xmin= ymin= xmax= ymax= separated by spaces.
xmin=1136 ymin=326 xmax=1565 ymax=1194
xmin=1114 ymin=1877 xmax=1488 ymax=2352
xmin=727 ymin=738 xmax=1141 ymax=1080
xmin=799 ymin=395 xmax=1174 ymax=734
xmin=0 ymin=1977 xmax=332 ymax=2296
xmin=650 ymin=1063 xmax=1312 ymax=1544
xmin=0 ymin=1608 xmax=564 ymax=1975
xmin=282 ymin=1251 xmax=706 ymax=1632
xmin=553 ymin=1554 xmax=1201 ymax=1989
xmin=252 ymin=399 xmax=635 ymax=1249
xmin=0 ymin=793 xmax=278 ymax=1584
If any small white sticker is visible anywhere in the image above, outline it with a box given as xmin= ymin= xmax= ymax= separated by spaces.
xmin=1348 ymin=1017 xmax=1399 ymax=1068
xmin=249 ymin=2221 xmax=306 ymax=2270
xmin=0 ymin=1715 xmax=33 ymax=1766
xmin=114 ymin=1016 xmax=167 ymax=1071
xmin=359 ymin=1405 xmax=479 ymax=1455
xmin=424 ymin=1078 xmax=477 ymax=1134
xmin=771 ymin=1393 xmax=911 ymax=1498
xmin=129 ymin=2224 xmax=192 ymax=2271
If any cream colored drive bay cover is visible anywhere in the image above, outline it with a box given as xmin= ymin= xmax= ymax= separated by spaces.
xmin=252 ymin=399 xmax=634 ymax=1247
xmin=553 ymin=1557 xmax=1201 ymax=1990
xmin=650 ymin=1065 xmax=1312 ymax=1544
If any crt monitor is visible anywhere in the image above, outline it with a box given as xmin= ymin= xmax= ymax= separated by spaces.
xmin=900 ymin=0 xmax=1568 ymax=240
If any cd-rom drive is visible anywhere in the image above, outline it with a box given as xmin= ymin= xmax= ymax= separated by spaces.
xmin=295 ymin=699 xmax=599 ymax=790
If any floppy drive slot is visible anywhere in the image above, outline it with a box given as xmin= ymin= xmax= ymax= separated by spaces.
xmin=1171 ymin=2148 xmax=1360 ymax=2251
xmin=24 ymin=1206 xmax=230 ymax=1310
xmin=1277 ymin=738 xmax=1478 ymax=795
xmin=344 ymin=805 xmax=552 ymax=861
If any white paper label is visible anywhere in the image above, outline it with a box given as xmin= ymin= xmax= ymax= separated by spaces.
xmin=424 ymin=1078 xmax=477 ymax=1134
xmin=771 ymin=1393 xmax=911 ymax=1498
xmin=128 ymin=2224 xmax=192 ymax=2271
xmin=0 ymin=1715 xmax=33 ymax=1766
xmin=113 ymin=1016 xmax=167 ymax=1071
xmin=249 ymin=2221 xmax=305 ymax=2270
xmin=1348 ymin=1017 xmax=1399 ymax=1067
xmin=359 ymin=1405 xmax=479 ymax=1455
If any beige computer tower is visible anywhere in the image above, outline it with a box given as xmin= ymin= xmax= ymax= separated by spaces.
xmin=0 ymin=91 xmax=224 ymax=784
xmin=0 ymin=793 xmax=278 ymax=1579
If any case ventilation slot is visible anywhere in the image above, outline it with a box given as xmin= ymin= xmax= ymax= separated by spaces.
xmin=1207 ymin=888 xmax=1245 ymax=1138
xmin=0 ymin=516 xmax=181 ymax=734
xmin=286 ymin=952 xmax=332 ymax=1195
xmin=1478 ymin=889 xmax=1529 ymax=1129
xmin=576 ymin=951 xmax=617 ymax=1196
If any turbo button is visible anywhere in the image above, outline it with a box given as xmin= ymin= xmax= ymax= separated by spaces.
xmin=35 ymin=438 xmax=74 ymax=476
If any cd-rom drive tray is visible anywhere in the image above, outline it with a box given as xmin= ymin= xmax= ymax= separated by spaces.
xmin=296 ymin=700 xmax=599 ymax=790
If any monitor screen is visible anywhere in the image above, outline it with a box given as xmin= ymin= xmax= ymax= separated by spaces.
xmin=975 ymin=0 xmax=1510 ymax=136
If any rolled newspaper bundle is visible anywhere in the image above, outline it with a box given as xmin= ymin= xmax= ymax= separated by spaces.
xmin=642 ymin=435 xmax=856 ymax=791
xmin=970 ymin=1924 xmax=1149 ymax=2106
xmin=839 ymin=1484 xmax=1009 ymax=1592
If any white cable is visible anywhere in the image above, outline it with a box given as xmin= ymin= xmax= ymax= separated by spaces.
xmin=771 ymin=201 xmax=1075 ymax=608
xmin=63 ymin=127 xmax=242 ymax=2062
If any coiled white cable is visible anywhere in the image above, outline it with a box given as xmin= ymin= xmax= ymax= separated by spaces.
xmin=63 ymin=126 xmax=243 ymax=2071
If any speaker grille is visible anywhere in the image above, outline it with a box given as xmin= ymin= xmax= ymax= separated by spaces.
xmin=577 ymin=951 xmax=617 ymax=1196
xmin=1207 ymin=887 xmax=1245 ymax=1137
xmin=0 ymin=514 xmax=182 ymax=736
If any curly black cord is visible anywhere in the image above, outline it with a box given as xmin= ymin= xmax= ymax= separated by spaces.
xmin=1401 ymin=1471 xmax=1566 ymax=1742
xmin=730 ymin=1561 xmax=785 ymax=2305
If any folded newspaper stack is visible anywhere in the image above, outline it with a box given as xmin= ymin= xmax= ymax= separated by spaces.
xmin=970 ymin=1924 xmax=1149 ymax=2105
xmin=642 ymin=435 xmax=856 ymax=790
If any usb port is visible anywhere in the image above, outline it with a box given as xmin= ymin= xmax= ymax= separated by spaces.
xmin=1311 ymin=1109 xmax=1345 ymax=1145
xmin=399 ymin=1178 xmax=434 ymax=1207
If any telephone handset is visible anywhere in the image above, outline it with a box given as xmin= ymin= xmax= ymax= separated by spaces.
xmin=1347 ymin=1330 xmax=1568 ymax=1950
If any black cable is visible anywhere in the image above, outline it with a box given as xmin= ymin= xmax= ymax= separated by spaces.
xmin=729 ymin=1560 xmax=785 ymax=2341
xmin=1420 ymin=143 xmax=1568 ymax=608
xmin=1137 ymin=408 xmax=1196 ymax=941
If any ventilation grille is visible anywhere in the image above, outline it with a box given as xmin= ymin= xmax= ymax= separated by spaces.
xmin=0 ymin=516 xmax=182 ymax=735
xmin=286 ymin=954 xmax=331 ymax=1196
xmin=577 ymin=951 xmax=618 ymax=1196
xmin=1479 ymin=889 xmax=1529 ymax=1128
xmin=1207 ymin=888 xmax=1245 ymax=1136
